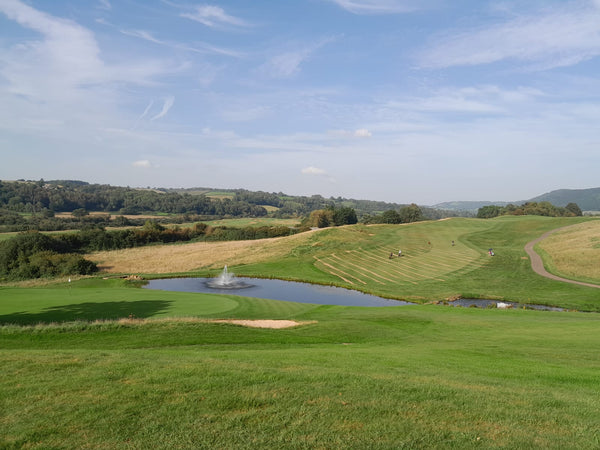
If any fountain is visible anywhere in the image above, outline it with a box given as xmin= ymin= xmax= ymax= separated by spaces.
xmin=205 ymin=265 xmax=252 ymax=289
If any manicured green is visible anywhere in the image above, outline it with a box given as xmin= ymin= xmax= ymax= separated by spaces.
xmin=1 ymin=299 xmax=599 ymax=448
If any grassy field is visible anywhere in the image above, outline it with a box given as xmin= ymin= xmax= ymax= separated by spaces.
xmin=1 ymin=281 xmax=599 ymax=448
xmin=536 ymin=220 xmax=600 ymax=284
xmin=0 ymin=229 xmax=79 ymax=241
xmin=197 ymin=217 xmax=299 ymax=228
xmin=2 ymin=216 xmax=600 ymax=448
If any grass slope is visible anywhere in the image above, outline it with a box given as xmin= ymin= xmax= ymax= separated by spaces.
xmin=1 ymin=301 xmax=599 ymax=448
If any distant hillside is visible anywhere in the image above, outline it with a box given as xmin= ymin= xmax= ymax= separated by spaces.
xmin=527 ymin=188 xmax=600 ymax=211
xmin=430 ymin=201 xmax=510 ymax=212
xmin=433 ymin=187 xmax=600 ymax=212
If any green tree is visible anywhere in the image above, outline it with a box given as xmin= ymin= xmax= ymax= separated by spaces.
xmin=333 ymin=206 xmax=358 ymax=226
xmin=477 ymin=205 xmax=501 ymax=218
xmin=399 ymin=203 xmax=423 ymax=223
xmin=72 ymin=208 xmax=88 ymax=218
xmin=381 ymin=210 xmax=402 ymax=224
xmin=565 ymin=202 xmax=583 ymax=216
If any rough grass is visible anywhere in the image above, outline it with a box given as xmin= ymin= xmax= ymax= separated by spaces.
xmin=89 ymin=230 xmax=319 ymax=273
xmin=537 ymin=220 xmax=600 ymax=283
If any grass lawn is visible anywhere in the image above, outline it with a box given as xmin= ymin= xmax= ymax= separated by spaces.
xmin=1 ymin=286 xmax=599 ymax=448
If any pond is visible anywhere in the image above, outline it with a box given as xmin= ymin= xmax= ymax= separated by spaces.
xmin=143 ymin=277 xmax=413 ymax=307
xmin=447 ymin=298 xmax=566 ymax=311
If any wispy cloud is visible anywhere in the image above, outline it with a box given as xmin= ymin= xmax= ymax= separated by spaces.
xmin=301 ymin=166 xmax=327 ymax=175
xmin=120 ymin=27 xmax=242 ymax=58
xmin=120 ymin=29 xmax=165 ymax=45
xmin=132 ymin=159 xmax=152 ymax=168
xmin=354 ymin=128 xmax=372 ymax=137
xmin=0 ymin=0 xmax=178 ymax=102
xmin=181 ymin=4 xmax=249 ymax=29
xmin=97 ymin=0 xmax=111 ymax=11
xmin=330 ymin=128 xmax=373 ymax=138
xmin=418 ymin=2 xmax=600 ymax=70
xmin=151 ymin=96 xmax=174 ymax=120
xmin=328 ymin=0 xmax=422 ymax=14
xmin=259 ymin=38 xmax=335 ymax=78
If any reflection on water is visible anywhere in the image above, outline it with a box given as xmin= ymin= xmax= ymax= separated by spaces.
xmin=446 ymin=299 xmax=566 ymax=311
xmin=144 ymin=277 xmax=413 ymax=307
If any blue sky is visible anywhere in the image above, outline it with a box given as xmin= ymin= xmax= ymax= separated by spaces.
xmin=1 ymin=0 xmax=600 ymax=205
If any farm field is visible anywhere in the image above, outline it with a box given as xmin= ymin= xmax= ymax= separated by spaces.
xmin=0 ymin=229 xmax=78 ymax=241
xmin=1 ymin=215 xmax=600 ymax=448
xmin=165 ymin=217 xmax=300 ymax=229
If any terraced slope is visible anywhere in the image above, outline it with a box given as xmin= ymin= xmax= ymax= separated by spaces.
xmin=314 ymin=221 xmax=487 ymax=286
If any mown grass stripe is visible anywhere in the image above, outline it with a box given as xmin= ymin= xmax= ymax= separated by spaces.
xmin=343 ymin=250 xmax=421 ymax=284
xmin=318 ymin=255 xmax=386 ymax=285
xmin=313 ymin=256 xmax=364 ymax=285
xmin=353 ymin=248 xmax=445 ymax=281
xmin=327 ymin=253 xmax=393 ymax=284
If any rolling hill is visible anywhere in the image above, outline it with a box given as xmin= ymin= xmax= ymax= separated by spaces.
xmin=432 ymin=187 xmax=600 ymax=212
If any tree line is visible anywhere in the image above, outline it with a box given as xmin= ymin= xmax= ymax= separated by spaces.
xmin=0 ymin=180 xmax=267 ymax=216
xmin=2 ymin=180 xmax=456 ymax=223
xmin=477 ymin=201 xmax=583 ymax=218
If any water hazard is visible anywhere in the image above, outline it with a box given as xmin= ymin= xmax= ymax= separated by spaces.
xmin=143 ymin=277 xmax=412 ymax=307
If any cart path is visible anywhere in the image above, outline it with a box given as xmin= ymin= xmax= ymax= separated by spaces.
xmin=524 ymin=225 xmax=600 ymax=289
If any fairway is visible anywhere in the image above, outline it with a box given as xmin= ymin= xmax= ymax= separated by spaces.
xmin=314 ymin=220 xmax=485 ymax=286
xmin=1 ymin=297 xmax=600 ymax=448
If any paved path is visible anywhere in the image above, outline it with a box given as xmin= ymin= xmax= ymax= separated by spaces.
xmin=524 ymin=225 xmax=600 ymax=289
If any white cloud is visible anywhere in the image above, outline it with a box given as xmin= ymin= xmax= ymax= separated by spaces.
xmin=263 ymin=50 xmax=312 ymax=78
xmin=132 ymin=159 xmax=152 ymax=168
xmin=328 ymin=128 xmax=373 ymax=138
xmin=328 ymin=0 xmax=421 ymax=14
xmin=98 ymin=0 xmax=111 ymax=11
xmin=259 ymin=38 xmax=335 ymax=78
xmin=151 ymin=96 xmax=174 ymax=121
xmin=181 ymin=5 xmax=249 ymax=29
xmin=301 ymin=166 xmax=328 ymax=176
xmin=418 ymin=2 xmax=600 ymax=70
xmin=120 ymin=29 xmax=164 ymax=45
xmin=139 ymin=100 xmax=154 ymax=120
xmin=0 ymin=0 xmax=179 ymax=104
xmin=354 ymin=128 xmax=372 ymax=137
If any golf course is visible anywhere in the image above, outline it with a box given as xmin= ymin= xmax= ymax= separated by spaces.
xmin=1 ymin=215 xmax=600 ymax=448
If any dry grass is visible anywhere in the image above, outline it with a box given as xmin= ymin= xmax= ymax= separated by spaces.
xmin=538 ymin=220 xmax=600 ymax=282
xmin=88 ymin=231 xmax=319 ymax=274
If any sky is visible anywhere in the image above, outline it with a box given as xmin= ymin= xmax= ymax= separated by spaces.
xmin=1 ymin=0 xmax=600 ymax=205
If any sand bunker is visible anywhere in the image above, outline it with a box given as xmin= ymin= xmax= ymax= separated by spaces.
xmin=210 ymin=319 xmax=313 ymax=328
